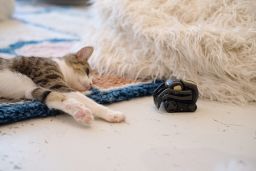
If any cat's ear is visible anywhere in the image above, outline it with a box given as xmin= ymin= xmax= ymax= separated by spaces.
xmin=76 ymin=46 xmax=94 ymax=61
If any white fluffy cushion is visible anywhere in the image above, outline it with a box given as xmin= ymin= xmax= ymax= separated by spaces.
xmin=85 ymin=0 xmax=256 ymax=104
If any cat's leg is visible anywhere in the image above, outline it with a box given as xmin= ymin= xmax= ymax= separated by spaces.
xmin=26 ymin=88 xmax=94 ymax=125
xmin=64 ymin=92 xmax=125 ymax=123
xmin=0 ymin=70 xmax=93 ymax=125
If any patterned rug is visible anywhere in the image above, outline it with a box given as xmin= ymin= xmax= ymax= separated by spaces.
xmin=0 ymin=0 xmax=162 ymax=124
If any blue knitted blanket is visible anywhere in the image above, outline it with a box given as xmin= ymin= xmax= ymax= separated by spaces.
xmin=0 ymin=81 xmax=163 ymax=124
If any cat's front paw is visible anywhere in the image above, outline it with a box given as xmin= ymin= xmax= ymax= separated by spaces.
xmin=106 ymin=110 xmax=125 ymax=123
xmin=63 ymin=99 xmax=94 ymax=125
xmin=73 ymin=108 xmax=94 ymax=125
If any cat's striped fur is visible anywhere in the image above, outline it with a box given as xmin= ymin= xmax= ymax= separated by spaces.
xmin=0 ymin=47 xmax=125 ymax=125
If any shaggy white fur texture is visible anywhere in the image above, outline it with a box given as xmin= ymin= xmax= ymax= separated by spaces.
xmin=84 ymin=0 xmax=256 ymax=104
xmin=0 ymin=0 xmax=15 ymax=21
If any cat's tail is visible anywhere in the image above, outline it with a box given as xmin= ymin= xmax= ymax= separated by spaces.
xmin=26 ymin=87 xmax=52 ymax=103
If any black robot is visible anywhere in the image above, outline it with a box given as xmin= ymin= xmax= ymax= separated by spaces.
xmin=153 ymin=78 xmax=199 ymax=113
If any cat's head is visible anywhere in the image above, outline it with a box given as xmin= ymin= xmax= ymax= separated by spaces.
xmin=63 ymin=46 xmax=94 ymax=92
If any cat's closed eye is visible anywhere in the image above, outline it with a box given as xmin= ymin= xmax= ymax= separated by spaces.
xmin=86 ymin=68 xmax=90 ymax=75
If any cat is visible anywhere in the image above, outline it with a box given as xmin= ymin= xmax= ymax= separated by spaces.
xmin=0 ymin=46 xmax=125 ymax=125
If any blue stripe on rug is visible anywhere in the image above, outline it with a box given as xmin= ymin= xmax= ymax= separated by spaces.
xmin=15 ymin=5 xmax=73 ymax=15
xmin=0 ymin=38 xmax=79 ymax=55
xmin=0 ymin=80 xmax=163 ymax=125
xmin=14 ymin=17 xmax=81 ymax=38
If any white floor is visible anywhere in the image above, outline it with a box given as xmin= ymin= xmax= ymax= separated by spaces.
xmin=0 ymin=97 xmax=256 ymax=171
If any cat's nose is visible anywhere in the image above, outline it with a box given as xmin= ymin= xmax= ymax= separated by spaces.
xmin=84 ymin=83 xmax=92 ymax=90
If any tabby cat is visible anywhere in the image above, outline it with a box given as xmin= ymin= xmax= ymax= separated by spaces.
xmin=0 ymin=46 xmax=125 ymax=125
